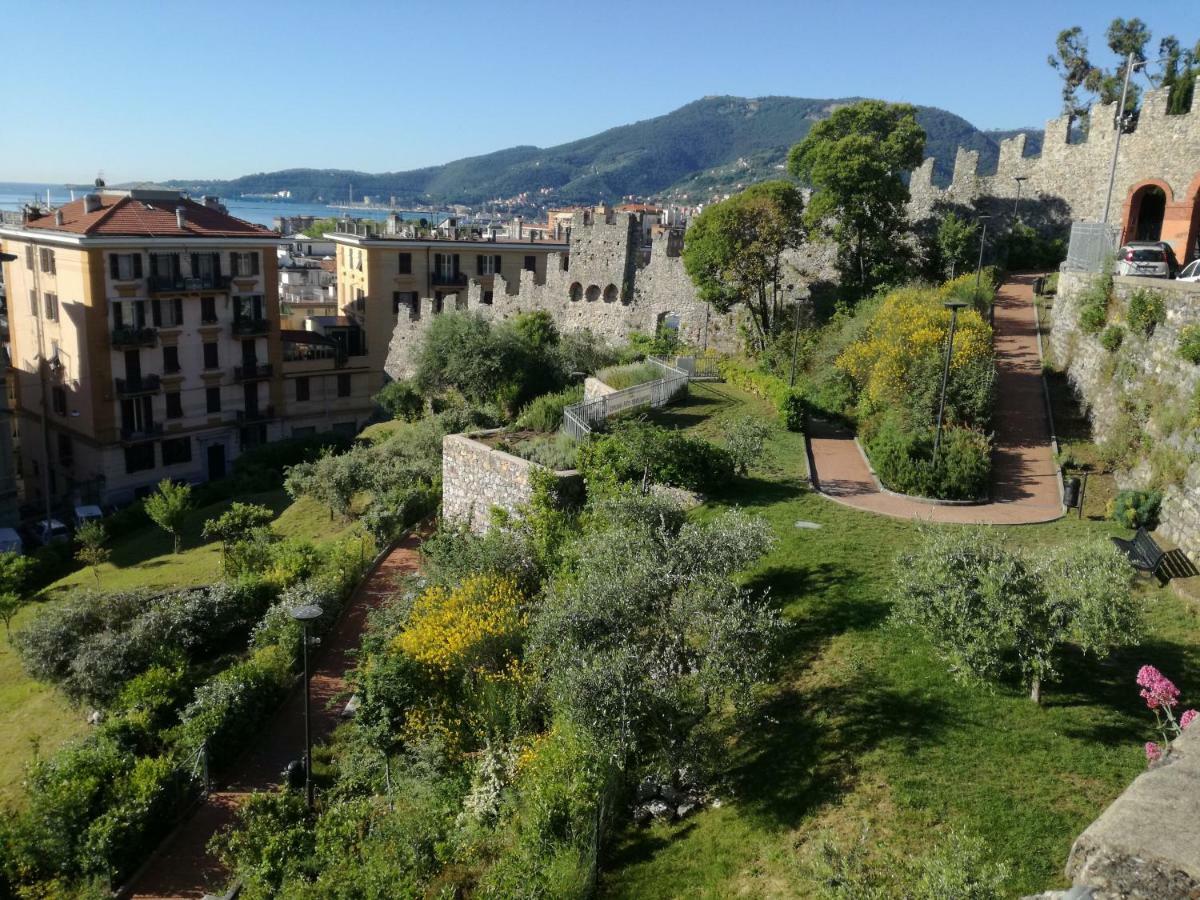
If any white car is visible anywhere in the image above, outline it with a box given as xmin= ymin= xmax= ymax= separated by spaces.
xmin=0 ymin=527 xmax=23 ymax=555
xmin=74 ymin=505 xmax=104 ymax=528
xmin=1178 ymin=259 xmax=1200 ymax=283
xmin=33 ymin=519 xmax=70 ymax=545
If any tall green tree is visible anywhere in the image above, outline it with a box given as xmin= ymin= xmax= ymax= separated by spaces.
xmin=74 ymin=520 xmax=110 ymax=586
xmin=144 ymin=479 xmax=193 ymax=554
xmin=787 ymin=101 xmax=924 ymax=299
xmin=935 ymin=213 xmax=978 ymax=279
xmin=682 ymin=180 xmax=805 ymax=347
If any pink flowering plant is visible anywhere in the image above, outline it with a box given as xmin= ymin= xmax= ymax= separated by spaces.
xmin=1137 ymin=664 xmax=1198 ymax=764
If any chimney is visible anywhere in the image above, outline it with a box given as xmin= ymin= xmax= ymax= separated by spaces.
xmin=176 ymin=207 xmax=187 ymax=229
xmin=54 ymin=210 xmax=64 ymax=226
xmin=82 ymin=194 xmax=100 ymax=214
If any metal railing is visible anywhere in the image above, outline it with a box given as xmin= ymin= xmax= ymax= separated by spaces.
xmin=666 ymin=355 xmax=722 ymax=381
xmin=232 ymin=318 xmax=269 ymax=336
xmin=234 ymin=363 xmax=273 ymax=381
xmin=121 ymin=422 xmax=164 ymax=441
xmin=561 ymin=358 xmax=690 ymax=439
xmin=115 ymin=374 xmax=162 ymax=396
xmin=148 ymin=274 xmax=231 ymax=292
xmin=111 ymin=325 xmax=158 ymax=348
xmin=1063 ymin=221 xmax=1121 ymax=274
xmin=237 ymin=405 xmax=276 ymax=423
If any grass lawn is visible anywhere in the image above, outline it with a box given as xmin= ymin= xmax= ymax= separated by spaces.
xmin=601 ymin=382 xmax=1200 ymax=898
xmin=0 ymin=491 xmax=364 ymax=807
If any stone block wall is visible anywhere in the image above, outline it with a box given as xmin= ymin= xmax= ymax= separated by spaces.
xmin=384 ymin=212 xmax=838 ymax=378
xmin=908 ymin=87 xmax=1200 ymax=253
xmin=583 ymin=376 xmax=615 ymax=404
xmin=441 ymin=431 xmax=581 ymax=534
xmin=1049 ymin=271 xmax=1200 ymax=558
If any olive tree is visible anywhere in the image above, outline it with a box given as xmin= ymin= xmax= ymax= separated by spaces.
xmin=74 ymin=520 xmax=110 ymax=586
xmin=144 ymin=479 xmax=193 ymax=554
xmin=891 ymin=528 xmax=1139 ymax=702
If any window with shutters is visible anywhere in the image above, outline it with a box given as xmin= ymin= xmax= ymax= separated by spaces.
xmin=39 ymin=248 xmax=55 ymax=274
xmin=110 ymin=253 xmax=143 ymax=281
xmin=206 ymin=386 xmax=222 ymax=414
xmin=398 ymin=253 xmax=412 ymax=274
xmin=203 ymin=342 xmax=219 ymax=370
xmin=24 ymin=245 xmax=34 ymax=270
xmin=124 ymin=443 xmax=155 ymax=473
xmin=231 ymin=252 xmax=261 ymax=277
xmin=162 ymin=437 xmax=192 ymax=466
xmin=29 ymin=289 xmax=38 ymax=317
xmin=295 ymin=376 xmax=310 ymax=402
xmin=166 ymin=390 xmax=183 ymax=419
xmin=393 ymin=291 xmax=419 ymax=319
xmin=150 ymin=252 xmax=180 ymax=280
xmin=52 ymin=386 xmax=67 ymax=416
xmin=524 ymin=255 xmax=537 ymax=272
xmin=477 ymin=254 xmax=500 ymax=276
xmin=163 ymin=345 xmax=180 ymax=374
xmin=201 ymin=296 xmax=217 ymax=324
xmin=153 ymin=298 xmax=184 ymax=328
xmin=43 ymin=292 xmax=58 ymax=321
xmin=337 ymin=373 xmax=351 ymax=397
xmin=113 ymin=299 xmax=149 ymax=329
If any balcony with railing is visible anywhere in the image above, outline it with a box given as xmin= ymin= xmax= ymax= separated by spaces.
xmin=232 ymin=318 xmax=269 ymax=336
xmin=148 ymin=274 xmax=232 ymax=293
xmin=234 ymin=363 xmax=273 ymax=381
xmin=236 ymin=405 xmax=275 ymax=423
xmin=111 ymin=326 xmax=158 ymax=348
xmin=115 ymin=374 xmax=162 ymax=396
xmin=120 ymin=422 xmax=164 ymax=442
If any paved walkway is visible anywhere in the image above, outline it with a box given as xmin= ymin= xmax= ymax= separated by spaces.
xmin=126 ymin=535 xmax=421 ymax=900
xmin=809 ymin=274 xmax=1063 ymax=525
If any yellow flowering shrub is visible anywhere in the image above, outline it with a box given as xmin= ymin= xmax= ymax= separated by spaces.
xmin=837 ymin=286 xmax=992 ymax=418
xmin=394 ymin=574 xmax=527 ymax=675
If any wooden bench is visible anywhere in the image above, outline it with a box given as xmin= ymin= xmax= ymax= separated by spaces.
xmin=1111 ymin=527 xmax=1167 ymax=577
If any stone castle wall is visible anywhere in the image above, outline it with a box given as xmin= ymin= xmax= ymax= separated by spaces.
xmin=441 ymin=432 xmax=581 ymax=534
xmin=1049 ymin=270 xmax=1200 ymax=559
xmin=385 ymin=212 xmax=836 ymax=378
xmin=908 ymin=87 xmax=1200 ymax=248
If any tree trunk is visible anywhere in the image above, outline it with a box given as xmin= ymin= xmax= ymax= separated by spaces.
xmin=1030 ymin=677 xmax=1042 ymax=704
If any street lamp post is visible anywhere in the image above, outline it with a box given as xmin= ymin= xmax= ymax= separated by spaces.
xmin=1101 ymin=51 xmax=1138 ymax=228
xmin=289 ymin=603 xmax=323 ymax=809
xmin=933 ymin=300 xmax=969 ymax=466
xmin=788 ymin=299 xmax=802 ymax=388
xmin=1012 ymin=176 xmax=1028 ymax=221
xmin=974 ymin=215 xmax=991 ymax=297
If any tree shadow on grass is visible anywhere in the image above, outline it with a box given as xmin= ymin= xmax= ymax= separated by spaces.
xmin=725 ymin=671 xmax=951 ymax=831
xmin=709 ymin=477 xmax=806 ymax=510
xmin=603 ymin=821 xmax=699 ymax=871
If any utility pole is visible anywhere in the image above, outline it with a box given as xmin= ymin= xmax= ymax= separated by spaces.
xmin=788 ymin=299 xmax=802 ymax=388
xmin=1101 ymin=51 xmax=1137 ymax=228
xmin=974 ymin=216 xmax=991 ymax=296
xmin=1012 ymin=176 xmax=1028 ymax=221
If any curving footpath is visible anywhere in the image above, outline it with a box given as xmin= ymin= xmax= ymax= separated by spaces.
xmin=809 ymin=274 xmax=1063 ymax=525
xmin=125 ymin=534 xmax=421 ymax=900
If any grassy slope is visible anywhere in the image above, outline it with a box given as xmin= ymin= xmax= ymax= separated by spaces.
xmin=601 ymin=383 xmax=1200 ymax=898
xmin=0 ymin=491 xmax=361 ymax=806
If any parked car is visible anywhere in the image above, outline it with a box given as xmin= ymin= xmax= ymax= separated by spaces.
xmin=32 ymin=518 xmax=70 ymax=546
xmin=1178 ymin=259 xmax=1200 ymax=283
xmin=1115 ymin=242 xmax=1172 ymax=278
xmin=0 ymin=527 xmax=24 ymax=555
xmin=73 ymin=505 xmax=104 ymax=528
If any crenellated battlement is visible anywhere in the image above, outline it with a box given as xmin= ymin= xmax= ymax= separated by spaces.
xmin=909 ymin=87 xmax=1200 ymax=237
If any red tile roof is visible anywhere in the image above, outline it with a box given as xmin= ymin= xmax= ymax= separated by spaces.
xmin=23 ymin=194 xmax=275 ymax=239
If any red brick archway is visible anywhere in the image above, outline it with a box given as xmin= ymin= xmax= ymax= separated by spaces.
xmin=1123 ymin=177 xmax=1200 ymax=263
xmin=1120 ymin=179 xmax=1173 ymax=245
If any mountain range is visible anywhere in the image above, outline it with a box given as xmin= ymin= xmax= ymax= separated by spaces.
xmin=166 ymin=96 xmax=1043 ymax=209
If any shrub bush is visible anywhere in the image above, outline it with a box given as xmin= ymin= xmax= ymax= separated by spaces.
xmin=1002 ymin=222 xmax=1067 ymax=271
xmin=1100 ymin=325 xmax=1125 ymax=352
xmin=1177 ymin=325 xmax=1200 ymax=364
xmin=864 ymin=414 xmax=991 ymax=501
xmin=593 ymin=361 xmax=661 ymax=390
xmin=1077 ymin=275 xmax=1112 ymax=335
xmin=576 ymin=421 xmax=733 ymax=494
xmin=374 ymin=379 xmax=425 ymax=421
xmin=718 ymin=358 xmax=807 ymax=430
xmin=1126 ymin=288 xmax=1166 ymax=336
xmin=726 ymin=416 xmax=773 ymax=475
xmin=1107 ymin=489 xmax=1162 ymax=529
xmin=515 ymin=385 xmax=584 ymax=433
xmin=511 ymin=433 xmax=578 ymax=470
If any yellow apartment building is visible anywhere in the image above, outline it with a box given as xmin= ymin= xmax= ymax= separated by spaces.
xmin=0 ymin=186 xmax=375 ymax=508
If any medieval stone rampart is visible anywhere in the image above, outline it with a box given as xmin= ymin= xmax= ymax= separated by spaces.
xmin=1049 ymin=270 xmax=1200 ymax=559
xmin=385 ymin=211 xmax=836 ymax=378
xmin=909 ymin=88 xmax=1200 ymax=258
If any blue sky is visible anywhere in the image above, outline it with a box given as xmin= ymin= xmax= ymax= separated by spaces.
xmin=3 ymin=0 xmax=1195 ymax=183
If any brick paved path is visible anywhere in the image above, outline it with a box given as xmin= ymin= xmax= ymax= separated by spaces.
xmin=809 ymin=274 xmax=1063 ymax=525
xmin=126 ymin=535 xmax=421 ymax=900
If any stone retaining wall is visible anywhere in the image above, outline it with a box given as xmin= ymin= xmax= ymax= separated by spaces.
xmin=442 ymin=431 xmax=581 ymax=534
xmin=583 ymin=376 xmax=617 ymax=404
xmin=1049 ymin=271 xmax=1200 ymax=559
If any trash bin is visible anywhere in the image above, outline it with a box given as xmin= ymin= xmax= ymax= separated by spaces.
xmin=284 ymin=758 xmax=306 ymax=789
xmin=1063 ymin=476 xmax=1081 ymax=509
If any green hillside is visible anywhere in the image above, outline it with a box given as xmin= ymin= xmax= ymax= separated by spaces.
xmin=167 ymin=96 xmax=1041 ymax=207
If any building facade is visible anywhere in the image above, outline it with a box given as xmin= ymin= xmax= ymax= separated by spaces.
xmin=0 ymin=186 xmax=374 ymax=508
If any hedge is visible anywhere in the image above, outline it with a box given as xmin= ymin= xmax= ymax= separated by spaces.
xmin=718 ymin=358 xmax=805 ymax=431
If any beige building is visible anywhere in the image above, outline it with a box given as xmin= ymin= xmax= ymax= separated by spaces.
xmin=327 ymin=228 xmax=569 ymax=384
xmin=0 ymin=186 xmax=375 ymax=507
